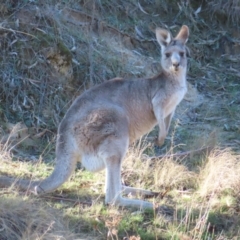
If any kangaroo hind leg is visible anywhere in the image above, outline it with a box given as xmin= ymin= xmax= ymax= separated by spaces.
xmin=99 ymin=138 xmax=154 ymax=209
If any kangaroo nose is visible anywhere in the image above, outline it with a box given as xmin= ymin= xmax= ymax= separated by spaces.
xmin=173 ymin=62 xmax=179 ymax=67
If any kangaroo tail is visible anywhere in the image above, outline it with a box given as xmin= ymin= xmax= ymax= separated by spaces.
xmin=0 ymin=134 xmax=78 ymax=195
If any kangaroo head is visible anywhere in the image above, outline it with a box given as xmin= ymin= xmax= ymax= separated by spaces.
xmin=156 ymin=25 xmax=189 ymax=74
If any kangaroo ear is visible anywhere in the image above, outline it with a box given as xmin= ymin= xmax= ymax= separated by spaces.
xmin=175 ymin=25 xmax=189 ymax=44
xmin=156 ymin=28 xmax=172 ymax=48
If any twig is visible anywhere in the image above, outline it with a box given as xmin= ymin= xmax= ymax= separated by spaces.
xmin=39 ymin=195 xmax=93 ymax=206
xmin=150 ymin=146 xmax=214 ymax=160
xmin=88 ymin=1 xmax=95 ymax=87
xmin=0 ymin=26 xmax=38 ymax=39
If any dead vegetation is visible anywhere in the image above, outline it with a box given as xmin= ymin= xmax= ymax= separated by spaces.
xmin=0 ymin=0 xmax=240 ymax=239
xmin=207 ymin=0 xmax=240 ymax=24
xmin=199 ymin=149 xmax=240 ymax=197
xmin=0 ymin=197 xmax=73 ymax=240
xmin=1 ymin=144 xmax=240 ymax=239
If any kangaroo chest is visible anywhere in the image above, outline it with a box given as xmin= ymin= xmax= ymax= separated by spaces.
xmin=164 ymin=86 xmax=187 ymax=117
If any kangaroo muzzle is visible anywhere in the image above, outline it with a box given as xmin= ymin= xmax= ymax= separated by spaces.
xmin=171 ymin=53 xmax=180 ymax=71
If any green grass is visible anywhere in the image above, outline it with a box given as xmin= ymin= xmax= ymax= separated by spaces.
xmin=1 ymin=142 xmax=240 ymax=239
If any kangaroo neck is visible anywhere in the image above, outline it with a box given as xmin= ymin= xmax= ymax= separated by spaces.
xmin=162 ymin=68 xmax=187 ymax=87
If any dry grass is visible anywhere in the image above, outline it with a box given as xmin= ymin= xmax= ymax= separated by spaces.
xmin=0 ymin=197 xmax=74 ymax=240
xmin=1 ymin=139 xmax=240 ymax=239
xmin=207 ymin=0 xmax=240 ymax=23
xmin=123 ymin=139 xmax=196 ymax=190
xmin=0 ymin=142 xmax=71 ymax=240
xmin=198 ymin=149 xmax=240 ymax=197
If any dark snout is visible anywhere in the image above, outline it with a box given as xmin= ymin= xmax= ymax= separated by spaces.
xmin=172 ymin=61 xmax=180 ymax=71
xmin=173 ymin=62 xmax=179 ymax=67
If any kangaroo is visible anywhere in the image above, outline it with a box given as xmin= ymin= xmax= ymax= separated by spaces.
xmin=0 ymin=25 xmax=189 ymax=209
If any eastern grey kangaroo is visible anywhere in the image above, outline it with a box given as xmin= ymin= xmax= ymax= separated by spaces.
xmin=0 ymin=25 xmax=189 ymax=209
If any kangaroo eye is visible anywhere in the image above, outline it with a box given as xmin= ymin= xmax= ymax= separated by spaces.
xmin=179 ymin=52 xmax=185 ymax=57
xmin=165 ymin=53 xmax=171 ymax=58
